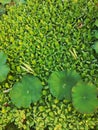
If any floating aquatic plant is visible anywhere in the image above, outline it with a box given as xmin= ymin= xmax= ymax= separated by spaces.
xmin=0 ymin=51 xmax=10 ymax=82
xmin=0 ymin=0 xmax=98 ymax=129
xmin=9 ymin=74 xmax=42 ymax=108
xmin=48 ymin=70 xmax=80 ymax=100
xmin=72 ymin=82 xmax=98 ymax=114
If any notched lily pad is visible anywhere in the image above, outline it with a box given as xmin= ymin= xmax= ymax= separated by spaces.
xmin=72 ymin=82 xmax=98 ymax=114
xmin=48 ymin=70 xmax=80 ymax=100
xmin=0 ymin=51 xmax=10 ymax=82
xmin=9 ymin=74 xmax=42 ymax=108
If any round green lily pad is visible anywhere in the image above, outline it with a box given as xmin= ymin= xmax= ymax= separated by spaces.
xmin=10 ymin=82 xmax=31 ymax=108
xmin=9 ymin=74 xmax=42 ymax=108
xmin=48 ymin=70 xmax=80 ymax=100
xmin=72 ymin=82 xmax=98 ymax=114
xmin=22 ymin=75 xmax=43 ymax=102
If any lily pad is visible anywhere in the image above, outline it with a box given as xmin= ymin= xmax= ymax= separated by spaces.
xmin=21 ymin=75 xmax=43 ymax=102
xmin=72 ymin=82 xmax=98 ymax=114
xmin=48 ymin=70 xmax=80 ymax=100
xmin=9 ymin=75 xmax=42 ymax=108
xmin=0 ymin=51 xmax=10 ymax=82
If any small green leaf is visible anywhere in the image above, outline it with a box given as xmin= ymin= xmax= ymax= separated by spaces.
xmin=0 ymin=0 xmax=11 ymax=5
xmin=0 ymin=65 xmax=10 ymax=82
xmin=72 ymin=82 xmax=98 ymax=114
xmin=48 ymin=70 xmax=80 ymax=100
xmin=9 ymin=74 xmax=42 ymax=108
xmin=0 ymin=51 xmax=10 ymax=82
xmin=95 ymin=31 xmax=98 ymax=39
xmin=0 ymin=5 xmax=6 ymax=15
xmin=14 ymin=0 xmax=26 ymax=4
xmin=95 ymin=20 xmax=98 ymax=27
xmin=0 ymin=51 xmax=8 ymax=64
xmin=93 ymin=41 xmax=98 ymax=53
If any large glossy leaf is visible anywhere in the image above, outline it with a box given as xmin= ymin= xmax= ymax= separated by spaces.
xmin=9 ymin=74 xmax=42 ymax=108
xmin=0 ymin=51 xmax=10 ymax=82
xmin=48 ymin=70 xmax=80 ymax=100
xmin=72 ymin=82 xmax=98 ymax=114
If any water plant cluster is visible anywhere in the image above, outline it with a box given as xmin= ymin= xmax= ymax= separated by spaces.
xmin=0 ymin=0 xmax=98 ymax=129
xmin=0 ymin=51 xmax=98 ymax=113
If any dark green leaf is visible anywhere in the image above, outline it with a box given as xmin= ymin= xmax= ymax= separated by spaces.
xmin=72 ymin=82 xmax=98 ymax=114
xmin=48 ymin=70 xmax=80 ymax=100
xmin=9 ymin=74 xmax=42 ymax=108
xmin=22 ymin=75 xmax=42 ymax=102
